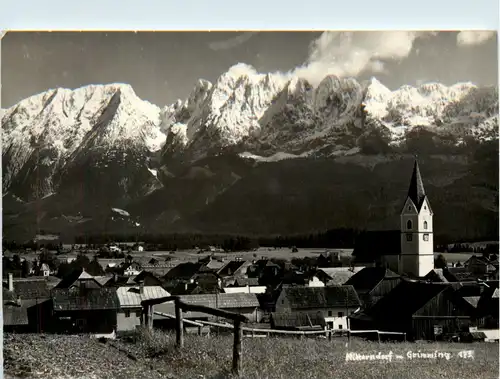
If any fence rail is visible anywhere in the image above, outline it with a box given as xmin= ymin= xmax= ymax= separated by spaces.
xmin=143 ymin=296 xmax=407 ymax=376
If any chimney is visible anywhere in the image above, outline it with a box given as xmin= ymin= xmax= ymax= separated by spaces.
xmin=8 ymin=273 xmax=14 ymax=292
xmin=139 ymin=280 xmax=145 ymax=295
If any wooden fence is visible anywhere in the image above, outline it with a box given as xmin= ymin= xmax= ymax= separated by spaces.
xmin=142 ymin=296 xmax=407 ymax=376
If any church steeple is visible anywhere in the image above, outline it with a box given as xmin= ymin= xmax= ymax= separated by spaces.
xmin=407 ymin=159 xmax=426 ymax=211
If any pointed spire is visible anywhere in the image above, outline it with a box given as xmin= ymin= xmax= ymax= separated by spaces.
xmin=407 ymin=159 xmax=426 ymax=210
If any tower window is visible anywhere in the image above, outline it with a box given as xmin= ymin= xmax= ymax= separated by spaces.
xmin=424 ymin=221 xmax=428 ymax=230
xmin=407 ymin=220 xmax=412 ymax=230
xmin=408 ymin=206 xmax=411 ymax=211
xmin=406 ymin=233 xmax=413 ymax=242
xmin=423 ymin=234 xmax=429 ymax=241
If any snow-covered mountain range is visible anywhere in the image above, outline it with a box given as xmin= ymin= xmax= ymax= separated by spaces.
xmin=2 ymin=63 xmax=498 ymax=207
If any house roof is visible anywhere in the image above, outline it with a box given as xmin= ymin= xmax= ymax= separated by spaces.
xmin=271 ymin=311 xmax=326 ymax=329
xmin=217 ymin=261 xmax=247 ymax=277
xmin=282 ymin=285 xmax=361 ymax=310
xmin=163 ymin=262 xmax=203 ymax=281
xmin=443 ymin=268 xmax=477 ymax=282
xmin=52 ymin=288 xmax=119 ymax=311
xmin=365 ymin=280 xmax=448 ymax=320
xmin=233 ymin=277 xmax=260 ymax=287
xmin=55 ymin=268 xmax=102 ymax=289
xmin=463 ymin=296 xmax=481 ymax=308
xmin=406 ymin=160 xmax=429 ymax=212
xmin=116 ymin=286 xmax=170 ymax=308
xmin=424 ymin=269 xmax=449 ymax=283
xmin=3 ymin=278 xmax=52 ymax=300
xmin=154 ymin=293 xmax=259 ymax=319
xmin=344 ymin=267 xmax=400 ymax=294
xmin=317 ymin=267 xmax=359 ymax=285
xmin=93 ymin=276 xmax=114 ymax=287
xmin=204 ymin=259 xmax=227 ymax=271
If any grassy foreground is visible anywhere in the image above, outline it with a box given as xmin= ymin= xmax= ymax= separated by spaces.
xmin=4 ymin=330 xmax=499 ymax=379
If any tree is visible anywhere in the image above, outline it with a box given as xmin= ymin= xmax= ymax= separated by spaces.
xmin=435 ymin=254 xmax=447 ymax=269
xmin=87 ymin=256 xmax=105 ymax=276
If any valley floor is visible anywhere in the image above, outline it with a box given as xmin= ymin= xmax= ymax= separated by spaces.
xmin=4 ymin=331 xmax=499 ymax=379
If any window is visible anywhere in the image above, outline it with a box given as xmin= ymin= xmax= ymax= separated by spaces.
xmin=424 ymin=221 xmax=428 ymax=230
xmin=328 ymin=311 xmax=332 ymax=317
xmin=406 ymin=233 xmax=413 ymax=242
xmin=338 ymin=312 xmax=344 ymax=318
xmin=423 ymin=234 xmax=429 ymax=241
xmin=408 ymin=206 xmax=411 ymax=211
xmin=407 ymin=220 xmax=412 ymax=230
xmin=125 ymin=310 xmax=130 ymax=318
xmin=339 ymin=324 xmax=343 ymax=329
xmin=135 ymin=311 xmax=141 ymax=318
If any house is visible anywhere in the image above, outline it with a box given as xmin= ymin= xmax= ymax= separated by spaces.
xmin=48 ymin=287 xmax=119 ymax=334
xmin=153 ymin=293 xmax=261 ymax=326
xmin=132 ymin=271 xmax=163 ymax=287
xmin=270 ymin=311 xmax=326 ymax=331
xmin=3 ymin=274 xmax=55 ymax=332
xmin=123 ymin=262 xmax=142 ymax=276
xmin=217 ymin=260 xmax=248 ymax=278
xmin=275 ymin=285 xmax=361 ymax=330
xmin=464 ymin=256 xmax=497 ymax=278
xmin=223 ymin=278 xmax=266 ymax=294
xmin=344 ymin=267 xmax=402 ymax=308
xmin=31 ymin=262 xmax=52 ymax=277
xmin=55 ymin=268 xmax=102 ymax=289
xmin=350 ymin=279 xmax=473 ymax=341
xmin=116 ymin=285 xmax=170 ymax=334
xmin=424 ymin=269 xmax=449 ymax=283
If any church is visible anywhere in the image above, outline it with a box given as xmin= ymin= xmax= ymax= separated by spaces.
xmin=352 ymin=160 xmax=435 ymax=278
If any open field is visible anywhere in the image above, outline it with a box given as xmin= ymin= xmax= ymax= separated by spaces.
xmin=4 ymin=331 xmax=499 ymax=379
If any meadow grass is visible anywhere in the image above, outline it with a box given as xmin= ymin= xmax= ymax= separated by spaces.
xmin=131 ymin=329 xmax=499 ymax=379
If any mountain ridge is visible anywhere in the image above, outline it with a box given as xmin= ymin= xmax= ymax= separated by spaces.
xmin=2 ymin=65 xmax=498 ymax=242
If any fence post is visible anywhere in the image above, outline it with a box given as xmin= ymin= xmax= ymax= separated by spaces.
xmin=198 ymin=325 xmax=202 ymax=336
xmin=347 ymin=330 xmax=351 ymax=345
xmin=404 ymin=333 xmax=406 ymax=342
xmin=328 ymin=330 xmax=332 ymax=341
xmin=175 ymin=298 xmax=184 ymax=348
xmin=377 ymin=331 xmax=381 ymax=344
xmin=232 ymin=320 xmax=242 ymax=376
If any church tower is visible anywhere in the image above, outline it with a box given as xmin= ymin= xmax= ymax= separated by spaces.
xmin=399 ymin=160 xmax=434 ymax=277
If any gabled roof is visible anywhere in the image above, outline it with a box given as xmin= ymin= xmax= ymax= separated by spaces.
xmin=163 ymin=262 xmax=203 ymax=281
xmin=443 ymin=267 xmax=477 ymax=282
xmin=344 ymin=267 xmax=400 ymax=294
xmin=317 ymin=267 xmax=360 ymax=285
xmin=233 ymin=277 xmax=260 ymax=287
xmin=55 ymin=268 xmax=102 ymax=289
xmin=406 ymin=160 xmax=429 ymax=212
xmin=365 ymin=280 xmax=448 ymax=319
xmin=463 ymin=296 xmax=481 ymax=308
xmin=116 ymin=286 xmax=170 ymax=308
xmin=217 ymin=260 xmax=247 ymax=277
xmin=282 ymin=285 xmax=361 ymax=309
xmin=3 ymin=278 xmax=52 ymax=300
xmin=154 ymin=293 xmax=259 ymax=319
xmin=52 ymin=287 xmax=119 ymax=311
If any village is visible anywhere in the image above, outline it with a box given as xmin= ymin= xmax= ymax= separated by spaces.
xmin=3 ymin=161 xmax=499 ymax=346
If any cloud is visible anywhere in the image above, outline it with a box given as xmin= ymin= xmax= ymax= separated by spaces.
xmin=292 ymin=31 xmax=437 ymax=86
xmin=456 ymin=31 xmax=496 ymax=46
xmin=209 ymin=32 xmax=257 ymax=51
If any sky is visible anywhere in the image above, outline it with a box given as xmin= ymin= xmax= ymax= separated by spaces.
xmin=1 ymin=30 xmax=498 ymax=108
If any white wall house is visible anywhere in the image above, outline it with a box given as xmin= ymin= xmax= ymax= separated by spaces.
xmin=275 ymin=285 xmax=361 ymax=330
xmin=116 ymin=285 xmax=170 ymax=333
xmin=223 ymin=285 xmax=267 ymax=294
xmin=307 ymin=276 xmax=325 ymax=287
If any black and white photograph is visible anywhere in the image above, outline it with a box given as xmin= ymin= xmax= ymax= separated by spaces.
xmin=1 ymin=30 xmax=499 ymax=378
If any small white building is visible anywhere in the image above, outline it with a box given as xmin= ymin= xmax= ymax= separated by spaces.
xmin=275 ymin=285 xmax=361 ymax=330
xmin=116 ymin=285 xmax=170 ymax=333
